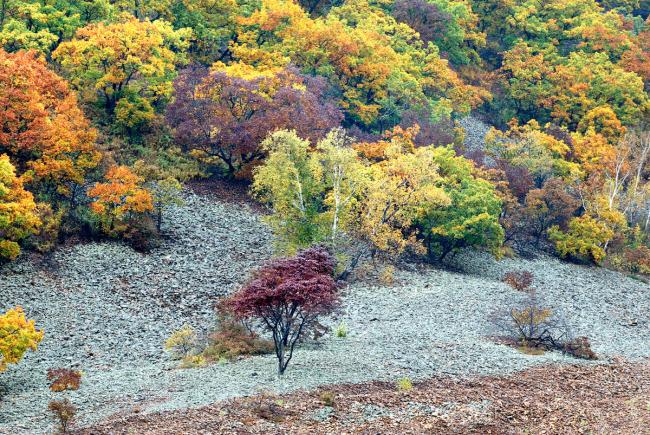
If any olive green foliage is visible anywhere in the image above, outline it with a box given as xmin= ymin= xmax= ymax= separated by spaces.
xmin=419 ymin=146 xmax=504 ymax=260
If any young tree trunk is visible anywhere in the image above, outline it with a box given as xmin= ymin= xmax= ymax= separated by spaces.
xmin=157 ymin=207 xmax=163 ymax=233
xmin=277 ymin=345 xmax=285 ymax=375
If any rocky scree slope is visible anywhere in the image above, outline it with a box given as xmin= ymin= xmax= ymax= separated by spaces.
xmin=1 ymin=177 xmax=649 ymax=433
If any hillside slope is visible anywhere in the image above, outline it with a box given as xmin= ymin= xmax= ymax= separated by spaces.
xmin=1 ymin=188 xmax=649 ymax=433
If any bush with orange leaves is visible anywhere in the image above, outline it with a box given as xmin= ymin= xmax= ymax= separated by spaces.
xmin=502 ymin=270 xmax=534 ymax=292
xmin=88 ymin=166 xmax=154 ymax=237
xmin=47 ymin=368 xmax=82 ymax=392
xmin=0 ymin=306 xmax=44 ymax=372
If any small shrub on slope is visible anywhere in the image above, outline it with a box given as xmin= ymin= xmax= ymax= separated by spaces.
xmin=48 ymin=399 xmax=76 ymax=434
xmin=47 ymin=368 xmax=82 ymax=392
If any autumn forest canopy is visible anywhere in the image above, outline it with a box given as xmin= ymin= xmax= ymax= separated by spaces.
xmin=2 ymin=0 xmax=650 ymax=378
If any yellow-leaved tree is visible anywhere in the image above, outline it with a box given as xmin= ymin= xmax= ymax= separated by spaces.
xmin=253 ymin=127 xmax=453 ymax=277
xmin=0 ymin=307 xmax=44 ymax=372
xmin=0 ymin=154 xmax=40 ymax=261
xmin=353 ymin=128 xmax=451 ymax=258
xmin=53 ymin=14 xmax=191 ymax=123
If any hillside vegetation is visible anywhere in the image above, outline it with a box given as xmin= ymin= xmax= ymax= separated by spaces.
xmin=1 ymin=0 xmax=650 ymax=433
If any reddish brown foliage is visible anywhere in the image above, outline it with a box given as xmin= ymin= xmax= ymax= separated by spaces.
xmin=49 ymin=398 xmax=76 ymax=434
xmin=392 ymin=0 xmax=451 ymax=48
xmin=622 ymin=245 xmax=650 ymax=275
xmin=226 ymin=247 xmax=339 ymax=374
xmin=166 ymin=66 xmax=342 ymax=178
xmin=47 ymin=368 xmax=82 ymax=392
xmin=203 ymin=307 xmax=274 ymax=361
xmin=563 ymin=336 xmax=598 ymax=360
xmin=523 ymin=178 xmax=580 ymax=246
xmin=502 ymin=270 xmax=534 ymax=292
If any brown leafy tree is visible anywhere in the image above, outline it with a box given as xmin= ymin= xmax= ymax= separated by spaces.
xmin=226 ymin=247 xmax=339 ymax=375
xmin=523 ymin=178 xmax=580 ymax=247
xmin=166 ymin=66 xmax=342 ymax=178
xmin=47 ymin=368 xmax=82 ymax=392
xmin=48 ymin=399 xmax=76 ymax=434
xmin=503 ymin=270 xmax=534 ymax=292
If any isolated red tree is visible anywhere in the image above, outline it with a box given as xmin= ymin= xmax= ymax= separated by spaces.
xmin=227 ymin=247 xmax=339 ymax=375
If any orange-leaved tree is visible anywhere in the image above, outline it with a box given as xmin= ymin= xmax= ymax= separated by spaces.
xmin=0 ymin=49 xmax=100 ymax=201
xmin=88 ymin=166 xmax=154 ymax=236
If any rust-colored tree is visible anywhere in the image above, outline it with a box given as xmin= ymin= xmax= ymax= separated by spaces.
xmin=522 ymin=178 xmax=581 ymax=247
xmin=226 ymin=247 xmax=339 ymax=375
xmin=0 ymin=49 xmax=99 ymax=200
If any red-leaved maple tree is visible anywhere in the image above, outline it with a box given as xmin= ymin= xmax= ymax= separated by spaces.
xmin=227 ymin=247 xmax=339 ymax=375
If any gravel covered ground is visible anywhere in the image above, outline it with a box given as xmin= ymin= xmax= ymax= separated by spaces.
xmin=458 ymin=115 xmax=492 ymax=153
xmin=1 ymin=188 xmax=649 ymax=434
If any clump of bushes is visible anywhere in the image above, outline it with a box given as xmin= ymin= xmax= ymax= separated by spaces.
xmin=164 ymin=313 xmax=274 ymax=369
xmin=564 ymin=336 xmax=598 ymax=360
xmin=202 ymin=309 xmax=274 ymax=362
xmin=609 ymin=245 xmax=650 ymax=276
xmin=47 ymin=368 xmax=82 ymax=392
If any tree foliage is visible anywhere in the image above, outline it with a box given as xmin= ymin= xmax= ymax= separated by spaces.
xmin=88 ymin=165 xmax=154 ymax=236
xmin=549 ymin=214 xmax=615 ymax=263
xmin=0 ymin=0 xmax=647 ymax=271
xmin=391 ymin=0 xmax=485 ymax=66
xmin=53 ymin=15 xmax=191 ymax=118
xmin=0 ymin=154 xmax=40 ymax=260
xmin=419 ymin=146 xmax=504 ymax=260
xmin=0 ymin=306 xmax=43 ymax=371
xmin=226 ymin=0 xmax=487 ymax=131
xmin=167 ymin=66 xmax=342 ymax=177
xmin=0 ymin=49 xmax=99 ymax=199
xmin=226 ymin=247 xmax=339 ymax=375
xmin=255 ymin=126 xmax=505 ymax=269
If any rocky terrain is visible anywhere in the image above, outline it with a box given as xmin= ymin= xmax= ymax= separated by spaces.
xmin=1 ymin=183 xmax=648 ymax=434
xmin=82 ymin=360 xmax=650 ymax=434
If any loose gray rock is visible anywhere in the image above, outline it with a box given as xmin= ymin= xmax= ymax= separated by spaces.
xmin=0 ymin=190 xmax=648 ymax=434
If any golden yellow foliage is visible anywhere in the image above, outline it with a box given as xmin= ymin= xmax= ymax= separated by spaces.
xmin=0 ymin=155 xmax=40 ymax=261
xmin=88 ymin=166 xmax=154 ymax=236
xmin=0 ymin=307 xmax=44 ymax=372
